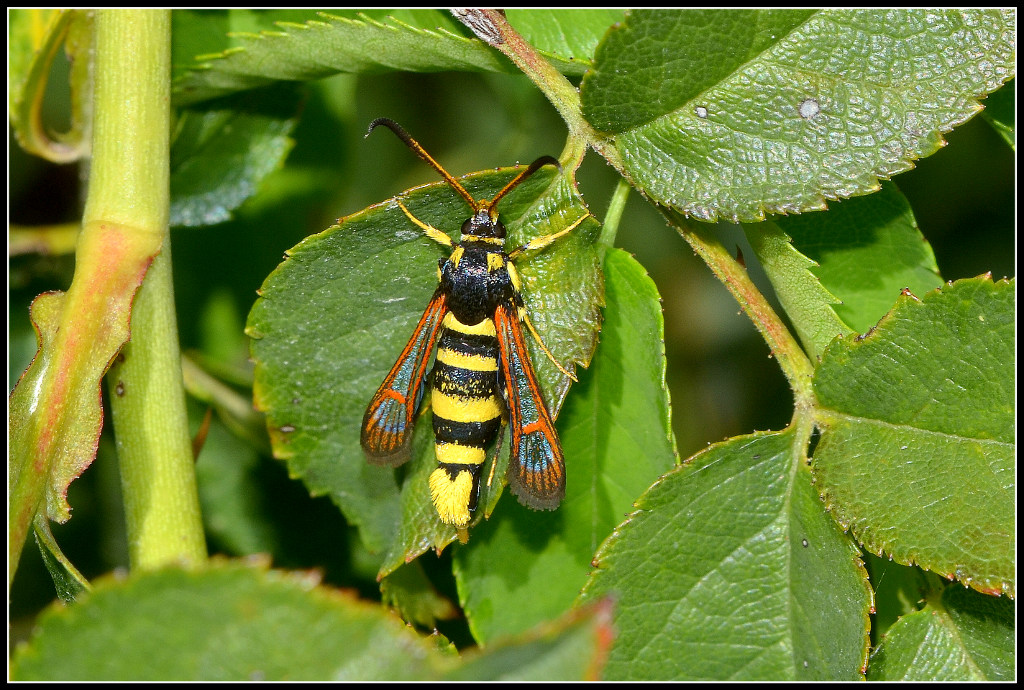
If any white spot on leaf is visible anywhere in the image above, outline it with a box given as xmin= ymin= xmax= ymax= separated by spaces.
xmin=799 ymin=98 xmax=821 ymax=120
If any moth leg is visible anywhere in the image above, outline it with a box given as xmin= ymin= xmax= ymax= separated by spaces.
xmin=508 ymin=213 xmax=589 ymax=259
xmin=484 ymin=371 xmax=510 ymax=493
xmin=522 ymin=312 xmax=577 ymax=382
xmin=397 ymin=200 xmax=454 ymax=248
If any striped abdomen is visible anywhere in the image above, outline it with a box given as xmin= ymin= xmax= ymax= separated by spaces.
xmin=429 ymin=311 xmax=503 ymax=529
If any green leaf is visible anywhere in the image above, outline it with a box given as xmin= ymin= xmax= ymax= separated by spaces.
xmin=171 ymin=9 xmax=628 ymax=105
xmin=867 ymin=585 xmax=1014 ymax=680
xmin=379 ymin=561 xmax=457 ymax=629
xmin=32 ymin=514 xmax=90 ymax=603
xmin=743 ymin=220 xmax=849 ymax=361
xmin=582 ymin=9 xmax=1016 ymax=222
xmin=584 ymin=9 xmax=815 ymax=133
xmin=746 ymin=181 xmax=944 ymax=359
xmin=505 ymin=9 xmax=625 ymax=76
xmin=174 ymin=10 xmax=510 ymax=106
xmin=170 ymin=9 xmax=350 ymax=83
xmin=812 ymin=276 xmax=1015 ymax=597
xmin=780 ymin=182 xmax=943 ymax=334
xmin=246 ymin=164 xmax=601 ymax=561
xmin=580 ymin=428 xmax=872 ymax=680
xmin=444 ymin=600 xmax=615 ymax=681
xmin=10 ymin=559 xmax=449 ymax=680
xmin=10 ymin=559 xmax=614 ymax=681
xmin=863 ymin=553 xmax=930 ymax=640
xmin=453 ymin=248 xmax=677 ymax=643
xmin=8 ymin=8 xmax=92 ymax=162
xmin=170 ymin=83 xmax=301 ymax=228
xmin=7 ymin=8 xmax=61 ymax=104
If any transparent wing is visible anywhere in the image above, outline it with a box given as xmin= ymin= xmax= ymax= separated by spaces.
xmin=494 ymin=303 xmax=565 ymax=509
xmin=361 ymin=289 xmax=446 ymax=466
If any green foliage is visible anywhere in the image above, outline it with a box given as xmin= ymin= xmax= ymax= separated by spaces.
xmin=173 ymin=10 xmax=512 ymax=105
xmin=867 ymin=584 xmax=1014 ymax=680
xmin=751 ymin=181 xmax=944 ymax=355
xmin=580 ymin=429 xmax=872 ymax=680
xmin=9 ymin=8 xmax=1014 ymax=682
xmin=170 ymin=83 xmax=302 ymax=227
xmin=813 ymin=277 xmax=1015 ymax=598
xmin=11 ymin=559 xmax=612 ymax=680
xmin=582 ymin=9 xmax=1015 ymax=222
xmin=452 ymin=249 xmax=676 ymax=643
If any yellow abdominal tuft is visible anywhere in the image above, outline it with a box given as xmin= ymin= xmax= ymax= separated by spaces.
xmin=429 ymin=468 xmax=474 ymax=527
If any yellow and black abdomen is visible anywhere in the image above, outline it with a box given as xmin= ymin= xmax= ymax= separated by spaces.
xmin=426 ymin=239 xmax=523 ymax=535
xmin=428 ymin=312 xmax=504 ymax=529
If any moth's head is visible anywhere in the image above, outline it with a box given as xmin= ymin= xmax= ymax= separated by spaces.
xmin=462 ymin=207 xmax=506 ymax=240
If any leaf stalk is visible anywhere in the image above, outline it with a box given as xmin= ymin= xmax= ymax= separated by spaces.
xmin=671 ymin=213 xmax=817 ymax=413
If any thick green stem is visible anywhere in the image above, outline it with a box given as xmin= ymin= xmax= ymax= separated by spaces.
xmin=88 ymin=10 xmax=206 ymax=570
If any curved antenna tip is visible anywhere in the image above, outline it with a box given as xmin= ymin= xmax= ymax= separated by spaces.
xmin=366 ymin=117 xmax=403 ymax=139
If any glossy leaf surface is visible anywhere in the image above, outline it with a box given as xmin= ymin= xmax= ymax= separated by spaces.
xmin=813 ymin=276 xmax=1015 ymax=597
xmin=583 ymin=9 xmax=1016 ymax=222
xmin=580 ymin=429 xmax=873 ymax=680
